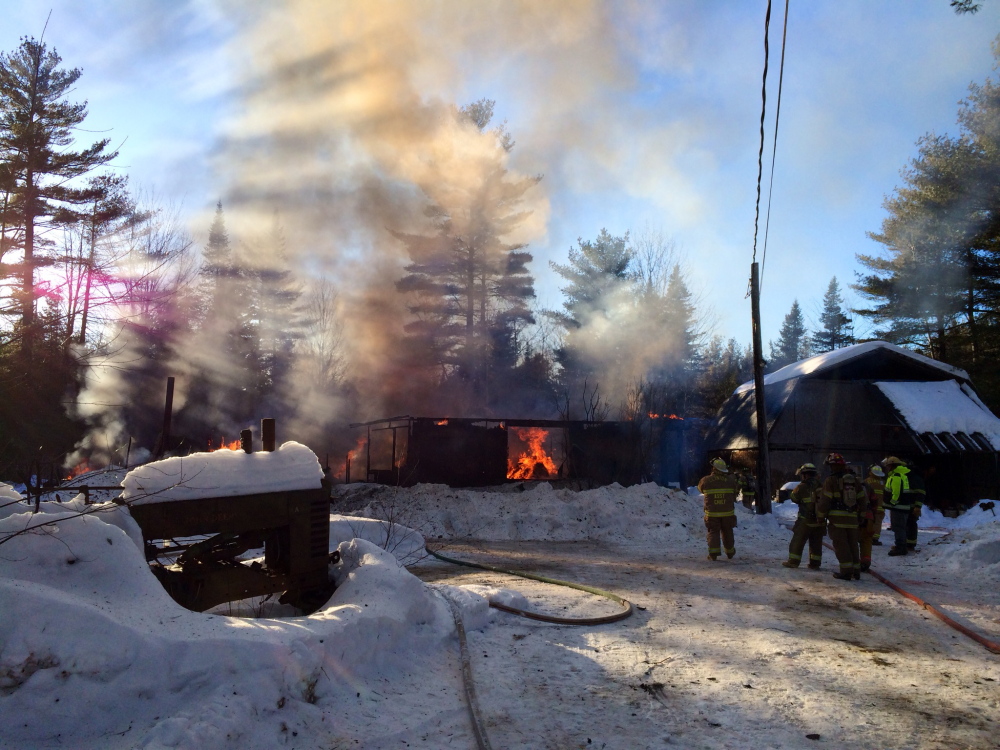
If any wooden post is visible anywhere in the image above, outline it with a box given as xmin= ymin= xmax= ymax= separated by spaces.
xmin=240 ymin=429 xmax=253 ymax=454
xmin=365 ymin=426 xmax=371 ymax=482
xmin=750 ymin=262 xmax=773 ymax=513
xmin=156 ymin=377 xmax=175 ymax=458
xmin=345 ymin=453 xmax=351 ymax=484
xmin=261 ymin=418 xmax=276 ymax=452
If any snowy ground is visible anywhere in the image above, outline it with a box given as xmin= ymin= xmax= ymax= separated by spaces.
xmin=2 ymin=477 xmax=999 ymax=749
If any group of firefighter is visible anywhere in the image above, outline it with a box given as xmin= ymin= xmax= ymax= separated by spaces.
xmin=697 ymin=454 xmax=926 ymax=580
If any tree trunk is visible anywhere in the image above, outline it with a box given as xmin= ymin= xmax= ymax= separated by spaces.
xmin=78 ymin=212 xmax=98 ymax=345
xmin=21 ymin=167 xmax=34 ymax=330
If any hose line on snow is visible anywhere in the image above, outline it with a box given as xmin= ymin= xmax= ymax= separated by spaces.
xmin=865 ymin=567 xmax=1000 ymax=655
xmin=425 ymin=546 xmax=634 ymax=625
xmin=815 ymin=538 xmax=1000 ymax=655
xmin=439 ymin=591 xmax=493 ymax=750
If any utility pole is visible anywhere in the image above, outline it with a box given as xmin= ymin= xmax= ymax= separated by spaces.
xmin=750 ymin=263 xmax=772 ymax=513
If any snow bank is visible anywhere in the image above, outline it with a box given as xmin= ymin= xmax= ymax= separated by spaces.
xmin=876 ymin=380 xmax=1000 ymax=447
xmin=0 ymin=482 xmax=19 ymax=502
xmin=0 ymin=504 xmax=457 ymax=749
xmin=920 ymin=504 xmax=1000 ymax=530
xmin=122 ymin=441 xmax=323 ymax=504
xmin=919 ymin=518 xmax=1000 ymax=583
xmin=330 ymin=514 xmax=426 ymax=565
xmin=348 ymin=481 xmax=703 ymax=544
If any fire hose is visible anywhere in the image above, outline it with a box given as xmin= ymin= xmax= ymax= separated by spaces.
xmin=425 ymin=545 xmax=634 ymax=625
xmin=863 ymin=566 xmax=1000 ymax=655
xmin=813 ymin=535 xmax=1000 ymax=655
xmin=426 ymin=545 xmax=634 ymax=750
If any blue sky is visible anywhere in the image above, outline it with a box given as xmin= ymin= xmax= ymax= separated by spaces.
xmin=2 ymin=0 xmax=999 ymax=347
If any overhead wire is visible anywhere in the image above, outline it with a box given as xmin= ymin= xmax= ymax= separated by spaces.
xmin=760 ymin=0 xmax=791 ymax=291
xmin=750 ymin=0 xmax=772 ymax=272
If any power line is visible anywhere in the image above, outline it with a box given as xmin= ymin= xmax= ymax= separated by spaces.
xmin=751 ymin=0 xmax=773 ymax=268
xmin=760 ymin=0 xmax=790 ymax=290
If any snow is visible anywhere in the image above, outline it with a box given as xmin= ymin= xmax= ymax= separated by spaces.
xmin=3 ymin=477 xmax=1000 ymax=748
xmin=0 ymin=482 xmax=19 ymax=503
xmin=329 ymin=513 xmax=427 ymax=566
xmin=875 ymin=379 xmax=1000 ymax=447
xmin=121 ymin=442 xmax=324 ymax=504
xmin=734 ymin=340 xmax=968 ymax=394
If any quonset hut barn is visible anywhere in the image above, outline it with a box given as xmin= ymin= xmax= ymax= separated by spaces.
xmin=705 ymin=341 xmax=1000 ymax=511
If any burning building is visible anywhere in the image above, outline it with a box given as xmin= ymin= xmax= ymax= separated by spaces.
xmin=347 ymin=417 xmax=633 ymax=487
xmin=346 ymin=415 xmax=706 ymax=489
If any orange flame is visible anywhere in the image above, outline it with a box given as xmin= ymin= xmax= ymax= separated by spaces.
xmin=334 ymin=436 xmax=367 ymax=480
xmin=648 ymin=413 xmax=683 ymax=420
xmin=65 ymin=460 xmax=91 ymax=480
xmin=436 ymin=419 xmax=448 ymax=426
xmin=209 ymin=437 xmax=242 ymax=451
xmin=507 ymin=427 xmax=558 ymax=480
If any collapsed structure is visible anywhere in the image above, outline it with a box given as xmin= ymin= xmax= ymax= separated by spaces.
xmin=706 ymin=341 xmax=1000 ymax=510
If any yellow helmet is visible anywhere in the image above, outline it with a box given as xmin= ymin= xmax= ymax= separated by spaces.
xmin=711 ymin=458 xmax=728 ymax=473
xmin=796 ymin=463 xmax=817 ymax=476
xmin=869 ymin=465 xmax=885 ymax=477
xmin=882 ymin=456 xmax=905 ymax=468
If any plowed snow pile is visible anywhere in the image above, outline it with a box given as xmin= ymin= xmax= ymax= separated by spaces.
xmin=340 ymin=481 xmax=733 ymax=542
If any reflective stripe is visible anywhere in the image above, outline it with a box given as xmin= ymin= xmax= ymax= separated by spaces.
xmin=705 ymin=511 xmax=736 ymax=518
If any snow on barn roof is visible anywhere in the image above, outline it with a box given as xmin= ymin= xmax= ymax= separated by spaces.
xmin=734 ymin=341 xmax=968 ymax=394
xmin=875 ymin=380 xmax=1000 ymax=449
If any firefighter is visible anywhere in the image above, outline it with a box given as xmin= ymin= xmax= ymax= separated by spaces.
xmin=867 ymin=465 xmax=887 ymax=546
xmin=816 ymin=453 xmax=867 ymax=580
xmin=698 ymin=458 xmax=738 ymax=560
xmin=782 ymin=463 xmax=825 ymax=569
xmin=738 ymin=470 xmax=757 ymax=510
xmin=859 ymin=465 xmax=885 ymax=571
xmin=883 ymin=457 xmax=926 ymax=556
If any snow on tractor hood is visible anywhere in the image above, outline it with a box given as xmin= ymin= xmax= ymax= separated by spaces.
xmin=121 ymin=441 xmax=324 ymax=504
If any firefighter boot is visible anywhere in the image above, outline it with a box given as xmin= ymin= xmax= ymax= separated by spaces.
xmin=887 ymin=547 xmax=908 ymax=556
xmin=707 ymin=554 xmax=718 ymax=561
xmin=808 ymin=562 xmax=821 ymax=569
xmin=781 ymin=560 xmax=798 ymax=568
xmin=832 ymin=572 xmax=853 ymax=581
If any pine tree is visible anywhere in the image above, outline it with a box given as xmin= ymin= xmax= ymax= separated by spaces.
xmin=0 ymin=37 xmax=117 ymax=348
xmin=550 ymin=228 xmax=632 ymax=380
xmin=698 ymin=336 xmax=753 ymax=415
xmin=394 ymin=99 xmax=539 ymax=407
xmin=769 ymin=300 xmax=810 ymax=370
xmin=662 ymin=264 xmax=699 ymax=374
xmin=71 ymin=174 xmax=133 ymax=346
xmin=812 ymin=277 xmax=854 ymax=352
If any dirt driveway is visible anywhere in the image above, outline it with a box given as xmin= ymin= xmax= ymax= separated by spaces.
xmin=411 ymin=540 xmax=1000 ymax=750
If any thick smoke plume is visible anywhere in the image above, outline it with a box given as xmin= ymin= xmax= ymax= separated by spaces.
xmin=210 ymin=2 xmax=629 ymax=430
xmin=71 ymin=1 xmax=664 ymax=466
